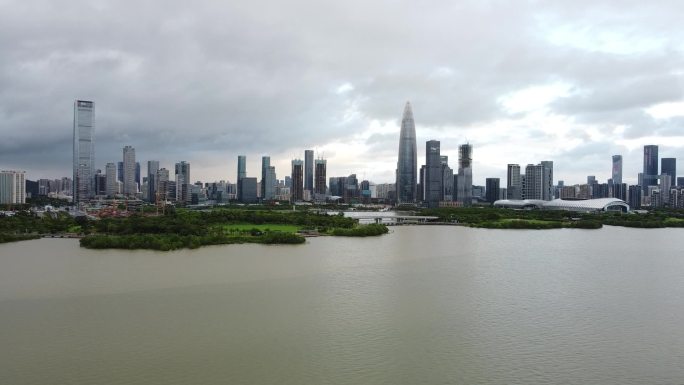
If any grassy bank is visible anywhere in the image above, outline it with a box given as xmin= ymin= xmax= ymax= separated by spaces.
xmin=328 ymin=224 xmax=390 ymax=236
xmin=80 ymin=232 xmax=305 ymax=251
xmin=0 ymin=233 xmax=41 ymax=244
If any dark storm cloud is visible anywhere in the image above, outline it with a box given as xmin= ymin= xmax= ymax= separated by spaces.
xmin=0 ymin=0 xmax=683 ymax=181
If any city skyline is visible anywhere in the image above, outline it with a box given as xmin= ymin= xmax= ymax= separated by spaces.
xmin=1 ymin=1 xmax=683 ymax=185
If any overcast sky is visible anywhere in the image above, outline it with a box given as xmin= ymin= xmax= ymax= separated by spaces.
xmin=1 ymin=0 xmax=683 ymax=185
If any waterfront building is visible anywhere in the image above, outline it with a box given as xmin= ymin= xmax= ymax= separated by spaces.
xmin=456 ymin=144 xmax=473 ymax=206
xmin=304 ymin=150 xmax=314 ymax=195
xmin=156 ymin=168 xmax=170 ymax=201
xmin=291 ymin=159 xmax=304 ymax=202
xmin=94 ymin=170 xmax=107 ymax=196
xmin=643 ymin=145 xmax=659 ymax=194
xmin=659 ymin=174 xmax=672 ymax=206
xmin=314 ymin=158 xmax=327 ymax=196
xmin=441 ymin=156 xmax=454 ymax=202
xmin=424 ymin=140 xmax=442 ymax=207
xmin=523 ymin=164 xmax=543 ymax=200
xmin=612 ymin=155 xmax=623 ymax=185
xmin=72 ymin=100 xmax=95 ymax=203
xmin=486 ymin=178 xmax=500 ymax=204
xmin=123 ymin=146 xmax=136 ymax=196
xmin=541 ymin=161 xmax=553 ymax=200
xmin=105 ymin=163 xmax=117 ymax=197
xmin=0 ymin=170 xmax=26 ymax=204
xmin=237 ymin=155 xmax=246 ymax=198
xmin=507 ymin=164 xmax=522 ymax=200
xmin=395 ymin=102 xmax=417 ymax=204
xmin=628 ymin=185 xmax=642 ymax=209
xmin=175 ymin=161 xmax=191 ymax=203
xmin=661 ymin=158 xmax=676 ymax=187
xmin=261 ymin=156 xmax=276 ymax=201
xmin=238 ymin=177 xmax=258 ymax=203
xmin=613 ymin=183 xmax=627 ymax=201
xmin=147 ymin=161 xmax=159 ymax=202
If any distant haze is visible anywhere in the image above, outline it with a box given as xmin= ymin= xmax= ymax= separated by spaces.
xmin=1 ymin=0 xmax=682 ymax=185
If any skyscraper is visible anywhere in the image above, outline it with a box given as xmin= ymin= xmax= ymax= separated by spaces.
xmin=291 ymin=159 xmax=304 ymax=202
xmin=661 ymin=158 xmax=676 ymax=187
xmin=304 ymin=150 xmax=314 ymax=193
xmin=123 ymin=146 xmax=136 ymax=196
xmin=485 ymin=178 xmax=500 ymax=204
xmin=314 ymin=158 xmax=327 ymax=195
xmin=105 ymin=163 xmax=118 ymax=197
xmin=457 ymin=144 xmax=473 ymax=206
xmin=507 ymin=164 xmax=522 ymax=200
xmin=643 ymin=145 xmax=658 ymax=193
xmin=147 ymin=161 xmax=159 ymax=202
xmin=424 ymin=140 xmax=442 ymax=206
xmin=261 ymin=156 xmax=275 ymax=201
xmin=612 ymin=155 xmax=623 ymax=185
xmin=523 ymin=164 xmax=543 ymax=200
xmin=175 ymin=161 xmax=190 ymax=203
xmin=541 ymin=160 xmax=553 ymax=200
xmin=395 ymin=102 xmax=417 ymax=203
xmin=72 ymin=100 xmax=95 ymax=203
xmin=441 ymin=156 xmax=454 ymax=202
xmin=237 ymin=155 xmax=246 ymax=199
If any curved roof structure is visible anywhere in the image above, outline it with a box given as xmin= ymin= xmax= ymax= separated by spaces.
xmin=493 ymin=198 xmax=629 ymax=212
xmin=542 ymin=198 xmax=629 ymax=212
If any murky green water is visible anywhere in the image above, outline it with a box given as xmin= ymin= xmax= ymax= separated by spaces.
xmin=1 ymin=226 xmax=683 ymax=384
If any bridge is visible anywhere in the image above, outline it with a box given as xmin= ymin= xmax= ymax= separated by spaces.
xmin=353 ymin=215 xmax=445 ymax=225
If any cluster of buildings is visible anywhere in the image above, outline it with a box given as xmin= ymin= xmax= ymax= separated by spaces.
xmin=1 ymin=100 xmax=682 ymax=211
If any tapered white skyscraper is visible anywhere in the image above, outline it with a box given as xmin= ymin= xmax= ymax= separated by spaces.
xmin=73 ymin=100 xmax=95 ymax=204
xmin=396 ymin=102 xmax=417 ymax=203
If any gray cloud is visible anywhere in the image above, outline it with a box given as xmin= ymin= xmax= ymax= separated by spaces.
xmin=0 ymin=0 xmax=683 ymax=183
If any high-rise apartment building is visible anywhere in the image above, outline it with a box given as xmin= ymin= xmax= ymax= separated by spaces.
xmin=0 ymin=170 xmax=26 ymax=204
xmin=661 ymin=158 xmax=676 ymax=187
xmin=523 ymin=164 xmax=544 ymax=200
xmin=643 ymin=145 xmax=659 ymax=193
xmin=304 ymin=150 xmax=314 ymax=194
xmin=396 ymin=102 xmax=417 ymax=203
xmin=314 ymin=158 xmax=327 ymax=195
xmin=123 ymin=146 xmax=136 ymax=196
xmin=72 ymin=100 xmax=95 ymax=203
xmin=424 ymin=140 xmax=442 ymax=206
xmin=507 ymin=164 xmax=522 ymax=200
xmin=612 ymin=155 xmax=623 ymax=185
xmin=291 ymin=159 xmax=304 ymax=202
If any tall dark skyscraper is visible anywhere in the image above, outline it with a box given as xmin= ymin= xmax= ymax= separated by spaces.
xmin=73 ymin=100 xmax=95 ymax=204
xmin=147 ymin=160 xmax=159 ymax=202
xmin=395 ymin=102 xmax=417 ymax=203
xmin=424 ymin=140 xmax=442 ymax=206
xmin=612 ymin=155 xmax=623 ymax=185
xmin=643 ymin=145 xmax=658 ymax=193
xmin=291 ymin=159 xmax=304 ymax=202
xmin=485 ymin=178 xmax=500 ymax=203
xmin=304 ymin=150 xmax=314 ymax=193
xmin=261 ymin=156 xmax=275 ymax=201
xmin=661 ymin=158 xmax=676 ymax=186
xmin=314 ymin=158 xmax=327 ymax=195
xmin=237 ymin=155 xmax=246 ymax=199
xmin=456 ymin=144 xmax=473 ymax=205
